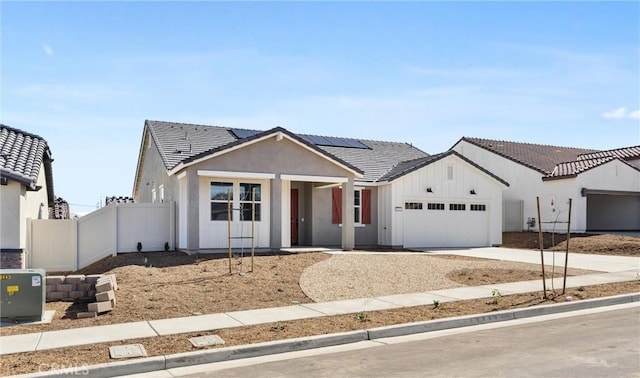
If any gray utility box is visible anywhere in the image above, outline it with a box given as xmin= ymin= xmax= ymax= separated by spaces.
xmin=0 ymin=269 xmax=46 ymax=321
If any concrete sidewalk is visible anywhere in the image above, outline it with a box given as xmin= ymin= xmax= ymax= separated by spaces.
xmin=1 ymin=248 xmax=638 ymax=357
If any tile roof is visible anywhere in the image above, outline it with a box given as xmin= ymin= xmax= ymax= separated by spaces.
xmin=144 ymin=120 xmax=428 ymax=182
xmin=545 ymin=157 xmax=617 ymax=179
xmin=146 ymin=120 xmax=237 ymax=171
xmin=577 ymin=145 xmax=640 ymax=161
xmin=458 ymin=137 xmax=598 ymax=174
xmin=0 ymin=124 xmax=55 ymax=206
xmin=0 ymin=125 xmax=49 ymax=188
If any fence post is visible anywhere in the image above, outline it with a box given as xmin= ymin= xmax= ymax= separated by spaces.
xmin=73 ymin=218 xmax=79 ymax=271
xmin=112 ymin=205 xmax=118 ymax=256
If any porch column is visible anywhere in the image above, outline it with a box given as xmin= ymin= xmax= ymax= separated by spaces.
xmin=270 ymin=175 xmax=283 ymax=249
xmin=186 ymin=169 xmax=200 ymax=251
xmin=341 ymin=178 xmax=355 ymax=251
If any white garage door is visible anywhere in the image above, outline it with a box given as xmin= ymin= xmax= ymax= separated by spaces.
xmin=402 ymin=201 xmax=489 ymax=248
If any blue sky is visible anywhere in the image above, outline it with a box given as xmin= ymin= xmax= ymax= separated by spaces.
xmin=2 ymin=1 xmax=639 ymax=214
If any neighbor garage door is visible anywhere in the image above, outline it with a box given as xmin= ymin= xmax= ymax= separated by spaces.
xmin=402 ymin=201 xmax=489 ymax=248
xmin=586 ymin=192 xmax=640 ymax=231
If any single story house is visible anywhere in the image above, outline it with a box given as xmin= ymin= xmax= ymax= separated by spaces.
xmin=133 ymin=120 xmax=509 ymax=252
xmin=0 ymin=124 xmax=55 ymax=268
xmin=451 ymin=137 xmax=640 ymax=232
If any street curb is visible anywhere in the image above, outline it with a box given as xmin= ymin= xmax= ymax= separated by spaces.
xmin=12 ymin=293 xmax=639 ymax=378
xmin=366 ymin=293 xmax=640 ymax=340
xmin=165 ymin=330 xmax=369 ymax=369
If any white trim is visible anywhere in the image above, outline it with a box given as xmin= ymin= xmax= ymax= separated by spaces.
xmin=168 ymin=131 xmax=363 ymax=178
xmin=281 ymin=174 xmax=348 ymax=183
xmin=197 ymin=170 xmax=276 ymax=179
xmin=177 ymin=171 xmax=187 ymax=180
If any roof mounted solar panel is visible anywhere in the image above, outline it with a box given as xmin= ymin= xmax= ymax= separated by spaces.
xmin=300 ymin=134 xmax=370 ymax=149
xmin=230 ymin=128 xmax=260 ymax=139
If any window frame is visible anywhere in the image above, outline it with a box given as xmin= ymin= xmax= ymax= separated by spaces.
xmin=210 ymin=182 xmax=234 ymax=221
xmin=239 ymin=183 xmax=262 ymax=222
xmin=354 ymin=188 xmax=362 ymax=224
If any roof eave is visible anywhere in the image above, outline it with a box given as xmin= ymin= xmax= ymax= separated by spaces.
xmin=542 ymin=174 xmax=578 ymax=181
xmin=132 ymin=122 xmax=151 ymax=198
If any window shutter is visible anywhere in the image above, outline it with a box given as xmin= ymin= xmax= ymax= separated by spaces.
xmin=362 ymin=189 xmax=371 ymax=224
xmin=332 ymin=188 xmax=342 ymax=224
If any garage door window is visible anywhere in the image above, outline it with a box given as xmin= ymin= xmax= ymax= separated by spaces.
xmin=405 ymin=202 xmax=423 ymax=210
xmin=449 ymin=203 xmax=466 ymax=211
xmin=427 ymin=203 xmax=445 ymax=210
xmin=470 ymin=204 xmax=486 ymax=211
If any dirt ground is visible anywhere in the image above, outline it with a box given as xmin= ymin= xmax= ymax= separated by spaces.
xmin=1 ymin=232 xmax=638 ymax=376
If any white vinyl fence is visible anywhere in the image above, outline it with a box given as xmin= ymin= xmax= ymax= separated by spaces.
xmin=27 ymin=202 xmax=175 ymax=272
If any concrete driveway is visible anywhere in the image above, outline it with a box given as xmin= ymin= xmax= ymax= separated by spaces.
xmin=422 ymin=247 xmax=639 ymax=273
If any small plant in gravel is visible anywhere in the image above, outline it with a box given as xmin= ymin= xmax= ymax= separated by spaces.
xmin=490 ymin=289 xmax=502 ymax=305
xmin=270 ymin=321 xmax=286 ymax=331
xmin=355 ymin=311 xmax=369 ymax=322
xmin=432 ymin=300 xmax=442 ymax=310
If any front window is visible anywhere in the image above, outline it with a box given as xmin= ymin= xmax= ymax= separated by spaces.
xmin=354 ymin=189 xmax=362 ymax=223
xmin=210 ymin=182 xmax=233 ymax=220
xmin=239 ymin=183 xmax=261 ymax=221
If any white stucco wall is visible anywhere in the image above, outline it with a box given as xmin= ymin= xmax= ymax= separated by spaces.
xmin=0 ymin=181 xmax=22 ymax=249
xmin=453 ymin=141 xmax=547 ymax=231
xmin=1 ymin=163 xmax=49 ymax=250
xmin=383 ymin=154 xmax=504 ymax=247
xmin=543 ymin=160 xmax=640 ymax=231
xmin=454 ymin=141 xmax=640 ymax=232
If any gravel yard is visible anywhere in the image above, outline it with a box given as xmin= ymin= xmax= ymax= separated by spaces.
xmin=300 ymin=253 xmax=595 ymax=302
xmin=1 ymin=232 xmax=637 ymax=376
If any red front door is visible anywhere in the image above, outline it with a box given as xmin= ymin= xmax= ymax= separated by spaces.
xmin=291 ymin=189 xmax=299 ymax=245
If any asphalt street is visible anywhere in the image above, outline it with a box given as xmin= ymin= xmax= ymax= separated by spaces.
xmin=172 ymin=304 xmax=640 ymax=378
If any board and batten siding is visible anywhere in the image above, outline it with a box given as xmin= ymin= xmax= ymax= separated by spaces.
xmin=387 ymin=154 xmax=504 ymax=247
xmin=198 ymin=176 xmax=271 ymax=249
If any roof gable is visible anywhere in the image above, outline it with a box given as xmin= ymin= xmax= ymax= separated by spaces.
xmin=174 ymin=126 xmax=364 ymax=176
xmin=379 ymin=150 xmax=509 ymax=186
xmin=456 ymin=137 xmax=598 ymax=174
xmin=544 ymin=156 xmax=640 ymax=181
xmin=143 ymin=120 xmax=428 ymax=182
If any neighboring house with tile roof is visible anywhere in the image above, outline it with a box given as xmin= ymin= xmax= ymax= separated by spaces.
xmin=451 ymin=137 xmax=640 ymax=232
xmin=0 ymin=124 xmax=55 ymax=268
xmin=133 ymin=120 xmax=508 ymax=251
